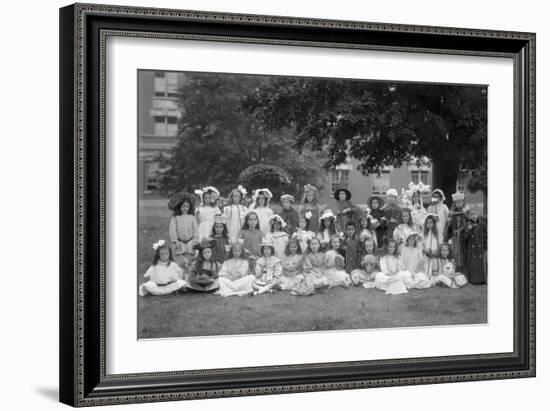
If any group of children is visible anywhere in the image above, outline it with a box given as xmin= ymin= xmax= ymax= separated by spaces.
xmin=139 ymin=182 xmax=487 ymax=298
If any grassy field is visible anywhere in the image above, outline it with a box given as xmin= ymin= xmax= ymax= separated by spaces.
xmin=138 ymin=199 xmax=487 ymax=339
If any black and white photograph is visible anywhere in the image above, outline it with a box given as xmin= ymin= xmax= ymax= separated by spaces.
xmin=137 ymin=70 xmax=488 ymax=339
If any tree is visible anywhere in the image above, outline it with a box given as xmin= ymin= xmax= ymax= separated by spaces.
xmin=244 ymin=78 xmax=487 ymax=206
xmin=160 ymin=73 xmax=326 ymax=198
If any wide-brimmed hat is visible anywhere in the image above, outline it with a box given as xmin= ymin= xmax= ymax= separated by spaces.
xmin=194 ymin=186 xmax=220 ymax=204
xmin=333 ymin=187 xmax=352 ymax=201
xmin=269 ymin=214 xmax=287 ymax=228
xmin=319 ymin=209 xmax=336 ymax=221
xmin=431 ymin=188 xmax=446 ymax=201
xmin=363 ymin=254 xmax=377 ymax=266
xmin=386 ymin=188 xmax=399 ymax=198
xmin=367 ymin=194 xmax=385 ymax=209
xmin=167 ymin=192 xmax=197 ymax=211
xmin=259 ymin=239 xmax=275 ymax=254
xmin=252 ymin=188 xmax=273 ymax=203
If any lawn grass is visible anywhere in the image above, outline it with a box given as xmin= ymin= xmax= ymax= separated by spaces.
xmin=138 ymin=199 xmax=487 ymax=339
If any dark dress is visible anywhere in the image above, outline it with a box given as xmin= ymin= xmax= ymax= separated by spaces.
xmin=369 ymin=208 xmax=387 ymax=248
xmin=278 ymin=207 xmax=300 ymax=235
xmin=461 ymin=221 xmax=487 ymax=284
xmin=326 ymin=200 xmax=363 ymax=232
xmin=382 ymin=203 xmax=402 ymax=242
xmin=187 ymin=262 xmax=220 ymax=292
xmin=445 ymin=209 xmax=468 ymax=271
xmin=299 ymin=203 xmax=320 ymax=232
xmin=343 ymin=236 xmax=361 ymax=273
xmin=211 ymin=235 xmax=230 ymax=264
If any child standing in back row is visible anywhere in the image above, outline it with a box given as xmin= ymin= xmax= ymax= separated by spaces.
xmin=278 ymin=194 xmax=300 ymax=235
xmin=195 ymin=186 xmax=221 ymax=240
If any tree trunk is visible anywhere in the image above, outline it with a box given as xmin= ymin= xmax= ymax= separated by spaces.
xmin=431 ymin=159 xmax=458 ymax=208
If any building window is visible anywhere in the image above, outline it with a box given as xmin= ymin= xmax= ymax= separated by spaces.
xmin=145 ymin=161 xmax=160 ymax=192
xmin=457 ymin=171 xmax=469 ymax=192
xmin=411 ymin=170 xmax=429 ymax=185
xmin=371 ymin=171 xmax=390 ymax=195
xmin=330 ymin=169 xmax=350 ymax=194
xmin=154 ymin=115 xmax=179 ymax=136
xmin=154 ymin=71 xmax=179 ymax=97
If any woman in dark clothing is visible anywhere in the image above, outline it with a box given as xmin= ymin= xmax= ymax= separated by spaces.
xmin=461 ymin=208 xmax=487 ymax=284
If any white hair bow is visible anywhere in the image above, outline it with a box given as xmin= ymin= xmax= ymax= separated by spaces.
xmin=152 ymin=239 xmax=166 ymax=250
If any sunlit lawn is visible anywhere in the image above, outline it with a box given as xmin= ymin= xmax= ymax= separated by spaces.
xmin=138 ymin=199 xmax=487 ymax=339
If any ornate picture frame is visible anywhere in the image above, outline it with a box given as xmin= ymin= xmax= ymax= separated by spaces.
xmin=59 ymin=3 xmax=535 ymax=407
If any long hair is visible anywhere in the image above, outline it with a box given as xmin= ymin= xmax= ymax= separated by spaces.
xmin=317 ymin=217 xmax=337 ymax=236
xmin=285 ymin=237 xmax=303 ymax=256
xmin=270 ymin=218 xmax=284 ymax=233
xmin=423 ymin=215 xmax=439 ymax=239
xmin=361 ymin=237 xmax=377 ymax=256
xmin=151 ymin=243 xmax=173 ymax=266
xmin=383 ymin=239 xmax=400 ymax=257
xmin=400 ymin=208 xmax=413 ymax=227
xmin=438 ymin=242 xmax=453 ymax=259
xmin=195 ymin=245 xmax=214 ymax=271
xmin=242 ymin=211 xmax=260 ymax=230
xmin=305 ymin=237 xmax=322 ymax=255
xmin=211 ymin=222 xmax=229 ymax=238
xmin=172 ymin=199 xmax=195 ymax=216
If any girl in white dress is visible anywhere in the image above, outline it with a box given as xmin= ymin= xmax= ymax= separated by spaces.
xmin=426 ymin=188 xmax=449 ymax=243
xmin=422 ymin=213 xmax=440 ymax=276
xmin=393 ymin=207 xmax=417 ymax=250
xmin=280 ymin=236 xmax=305 ymax=290
xmin=400 ymin=233 xmax=431 ymax=289
xmin=248 ymin=188 xmax=274 ymax=236
xmin=195 ymin=186 xmax=221 ymax=240
xmin=431 ymin=243 xmax=468 ymax=288
xmin=265 ymin=215 xmax=289 ymax=261
xmin=316 ymin=209 xmax=338 ymax=251
xmin=139 ymin=240 xmax=187 ymax=296
xmin=217 ymin=240 xmax=256 ymax=297
xmin=223 ymin=185 xmax=248 ymax=240
xmin=323 ymin=235 xmax=351 ymax=288
xmin=252 ymin=240 xmax=282 ymax=295
xmin=294 ymin=215 xmax=315 ymax=255
xmin=374 ymin=240 xmax=414 ymax=295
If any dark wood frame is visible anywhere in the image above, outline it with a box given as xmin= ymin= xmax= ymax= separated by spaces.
xmin=60 ymin=3 xmax=536 ymax=407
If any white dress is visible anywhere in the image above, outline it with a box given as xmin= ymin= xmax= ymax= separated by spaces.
xmin=400 ymin=246 xmax=431 ymax=289
xmin=374 ymin=255 xmax=414 ymax=295
xmin=254 ymin=255 xmax=282 ymax=286
xmin=280 ymin=254 xmax=305 ymax=290
xmin=294 ymin=229 xmax=315 ymax=254
xmin=423 ymin=231 xmax=439 ymax=276
xmin=223 ymin=204 xmax=248 ymax=240
xmin=249 ymin=205 xmax=274 ymax=237
xmin=393 ymin=224 xmax=416 ymax=249
xmin=323 ymin=249 xmax=351 ymax=287
xmin=139 ymin=262 xmax=187 ymax=296
xmin=266 ymin=231 xmax=289 ymax=261
xmin=197 ymin=205 xmax=220 ymax=240
xmin=427 ymin=203 xmax=449 ymax=243
xmin=217 ymin=257 xmax=256 ymax=297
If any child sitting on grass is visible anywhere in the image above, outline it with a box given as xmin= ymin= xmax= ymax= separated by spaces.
xmin=432 ymin=243 xmax=468 ymax=288
xmin=139 ymin=240 xmax=187 ymax=296
xmin=280 ymin=236 xmax=305 ymax=290
xmin=253 ymin=240 xmax=282 ymax=295
xmin=374 ymin=240 xmax=414 ymax=295
xmin=323 ymin=235 xmax=351 ymax=288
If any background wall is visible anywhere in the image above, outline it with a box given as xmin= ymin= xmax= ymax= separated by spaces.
xmin=0 ymin=0 xmax=545 ymax=409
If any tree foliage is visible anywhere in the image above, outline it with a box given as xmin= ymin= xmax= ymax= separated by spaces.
xmin=160 ymin=73 xmax=326 ymax=198
xmin=243 ymin=78 xmax=487 ymax=202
